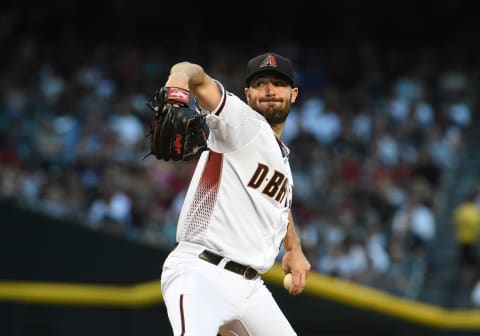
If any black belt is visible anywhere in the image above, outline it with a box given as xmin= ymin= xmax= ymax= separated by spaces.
xmin=198 ymin=250 xmax=259 ymax=280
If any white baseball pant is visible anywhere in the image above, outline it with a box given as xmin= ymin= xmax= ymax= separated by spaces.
xmin=161 ymin=242 xmax=297 ymax=336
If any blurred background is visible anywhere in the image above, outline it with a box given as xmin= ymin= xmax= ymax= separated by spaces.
xmin=1 ymin=0 xmax=480 ymax=335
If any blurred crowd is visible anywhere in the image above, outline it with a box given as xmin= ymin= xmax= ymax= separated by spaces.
xmin=1 ymin=21 xmax=479 ymax=307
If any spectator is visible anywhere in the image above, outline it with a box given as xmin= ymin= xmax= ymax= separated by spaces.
xmin=453 ymin=191 xmax=480 ymax=290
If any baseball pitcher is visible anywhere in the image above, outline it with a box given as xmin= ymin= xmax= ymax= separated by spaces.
xmin=149 ymin=52 xmax=311 ymax=335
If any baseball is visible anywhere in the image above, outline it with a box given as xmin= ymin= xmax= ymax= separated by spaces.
xmin=283 ymin=273 xmax=293 ymax=291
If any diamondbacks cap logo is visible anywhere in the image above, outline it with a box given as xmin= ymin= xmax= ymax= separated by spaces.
xmin=259 ymin=54 xmax=278 ymax=69
xmin=245 ymin=52 xmax=294 ymax=85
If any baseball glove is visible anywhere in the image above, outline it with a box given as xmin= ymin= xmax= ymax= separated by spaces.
xmin=144 ymin=87 xmax=209 ymax=161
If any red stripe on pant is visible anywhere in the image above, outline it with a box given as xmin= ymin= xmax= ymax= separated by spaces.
xmin=180 ymin=294 xmax=185 ymax=335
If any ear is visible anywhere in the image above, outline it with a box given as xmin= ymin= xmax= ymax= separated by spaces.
xmin=290 ymin=87 xmax=299 ymax=103
xmin=244 ymin=88 xmax=250 ymax=103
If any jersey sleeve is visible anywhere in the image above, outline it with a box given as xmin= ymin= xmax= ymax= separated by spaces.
xmin=205 ymin=81 xmax=266 ymax=153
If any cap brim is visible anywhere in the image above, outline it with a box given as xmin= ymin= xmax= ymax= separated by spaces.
xmin=246 ymin=69 xmax=293 ymax=86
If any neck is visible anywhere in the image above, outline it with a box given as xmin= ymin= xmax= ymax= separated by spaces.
xmin=271 ymin=123 xmax=285 ymax=139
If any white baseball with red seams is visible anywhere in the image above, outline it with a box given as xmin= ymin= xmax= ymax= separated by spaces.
xmin=161 ymin=81 xmax=297 ymax=335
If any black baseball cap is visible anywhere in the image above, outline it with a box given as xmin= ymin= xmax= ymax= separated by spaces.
xmin=245 ymin=52 xmax=294 ymax=86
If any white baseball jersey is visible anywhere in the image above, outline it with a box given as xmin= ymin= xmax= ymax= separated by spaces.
xmin=176 ymin=81 xmax=293 ymax=274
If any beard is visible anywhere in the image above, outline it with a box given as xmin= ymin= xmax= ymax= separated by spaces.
xmin=250 ymin=99 xmax=291 ymax=125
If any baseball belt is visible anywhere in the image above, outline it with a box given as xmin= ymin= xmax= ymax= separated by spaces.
xmin=198 ymin=250 xmax=259 ymax=280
